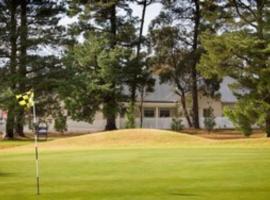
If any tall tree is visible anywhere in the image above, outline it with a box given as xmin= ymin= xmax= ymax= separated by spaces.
xmin=152 ymin=0 xmax=202 ymax=128
xmin=126 ymin=0 xmax=155 ymax=128
xmin=0 ymin=0 xmax=66 ymax=138
xmin=150 ymin=25 xmax=193 ymax=127
xmin=16 ymin=0 xmax=28 ymax=136
xmin=0 ymin=0 xmax=19 ymax=138
xmin=199 ymin=0 xmax=270 ymax=137
xmin=66 ymin=0 xmax=138 ymax=130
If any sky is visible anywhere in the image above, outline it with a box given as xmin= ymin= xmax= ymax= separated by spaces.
xmin=59 ymin=2 xmax=162 ymax=36
xmin=0 ymin=2 xmax=163 ymax=65
xmin=130 ymin=2 xmax=162 ymax=35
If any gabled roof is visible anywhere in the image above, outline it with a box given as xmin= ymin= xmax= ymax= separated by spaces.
xmin=219 ymin=76 xmax=238 ymax=103
xmin=142 ymin=80 xmax=178 ymax=103
xmin=139 ymin=76 xmax=238 ymax=103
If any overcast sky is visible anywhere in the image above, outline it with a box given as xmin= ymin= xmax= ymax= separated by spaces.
xmin=130 ymin=2 xmax=162 ymax=35
xmin=59 ymin=2 xmax=162 ymax=36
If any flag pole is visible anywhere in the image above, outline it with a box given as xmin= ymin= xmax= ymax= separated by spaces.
xmin=33 ymin=99 xmax=40 ymax=195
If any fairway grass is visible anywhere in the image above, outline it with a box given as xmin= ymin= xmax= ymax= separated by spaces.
xmin=1 ymin=129 xmax=270 ymax=200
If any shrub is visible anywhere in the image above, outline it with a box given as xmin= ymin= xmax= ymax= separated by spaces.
xmin=54 ymin=114 xmax=67 ymax=133
xmin=125 ymin=102 xmax=135 ymax=128
xmin=224 ymin=106 xmax=253 ymax=137
xmin=171 ymin=118 xmax=184 ymax=131
xmin=203 ymin=107 xmax=216 ymax=132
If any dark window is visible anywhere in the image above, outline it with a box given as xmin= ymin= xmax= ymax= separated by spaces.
xmin=144 ymin=109 xmax=155 ymax=118
xmin=159 ymin=109 xmax=170 ymax=118
xmin=203 ymin=109 xmax=208 ymax=118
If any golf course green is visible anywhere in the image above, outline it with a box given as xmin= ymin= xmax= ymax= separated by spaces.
xmin=0 ymin=129 xmax=270 ymax=200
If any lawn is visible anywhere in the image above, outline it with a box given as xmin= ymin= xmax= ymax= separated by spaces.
xmin=0 ymin=129 xmax=270 ymax=200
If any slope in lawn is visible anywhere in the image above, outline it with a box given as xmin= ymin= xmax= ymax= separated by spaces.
xmin=39 ymin=129 xmax=210 ymax=150
xmin=2 ymin=129 xmax=270 ymax=152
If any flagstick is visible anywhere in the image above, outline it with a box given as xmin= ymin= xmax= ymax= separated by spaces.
xmin=33 ymin=101 xmax=40 ymax=195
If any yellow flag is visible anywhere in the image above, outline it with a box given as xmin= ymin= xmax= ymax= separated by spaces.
xmin=16 ymin=90 xmax=34 ymax=108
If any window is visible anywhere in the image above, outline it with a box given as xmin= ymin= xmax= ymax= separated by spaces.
xmin=144 ymin=108 xmax=155 ymax=118
xmin=203 ymin=108 xmax=208 ymax=118
xmin=159 ymin=109 xmax=170 ymax=118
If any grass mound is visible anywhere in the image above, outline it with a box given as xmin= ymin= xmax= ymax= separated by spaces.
xmin=2 ymin=129 xmax=270 ymax=152
xmin=39 ymin=129 xmax=210 ymax=150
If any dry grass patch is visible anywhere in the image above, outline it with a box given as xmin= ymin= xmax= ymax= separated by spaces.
xmin=2 ymin=129 xmax=270 ymax=152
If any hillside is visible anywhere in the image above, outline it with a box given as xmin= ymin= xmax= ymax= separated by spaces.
xmin=1 ymin=129 xmax=270 ymax=152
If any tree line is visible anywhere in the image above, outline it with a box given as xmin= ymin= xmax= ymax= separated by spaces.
xmin=0 ymin=0 xmax=269 ymax=138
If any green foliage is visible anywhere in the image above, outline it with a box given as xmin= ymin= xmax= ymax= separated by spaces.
xmin=54 ymin=114 xmax=67 ymax=133
xmin=65 ymin=1 xmax=140 ymax=130
xmin=125 ymin=102 xmax=136 ymax=129
xmin=224 ymin=100 xmax=260 ymax=137
xmin=171 ymin=102 xmax=184 ymax=131
xmin=0 ymin=0 xmax=66 ymax=137
xmin=171 ymin=118 xmax=184 ymax=131
xmin=203 ymin=107 xmax=216 ymax=132
xmin=61 ymin=33 xmax=131 ymax=124
xmin=198 ymin=1 xmax=270 ymax=136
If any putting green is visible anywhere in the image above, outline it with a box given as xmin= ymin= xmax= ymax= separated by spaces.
xmin=0 ymin=129 xmax=270 ymax=200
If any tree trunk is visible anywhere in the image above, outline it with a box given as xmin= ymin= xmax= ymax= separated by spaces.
xmin=191 ymin=0 xmax=200 ymax=129
xmin=16 ymin=0 xmax=28 ymax=137
xmin=15 ymin=109 xmax=24 ymax=136
xmin=129 ymin=0 xmax=148 ymax=126
xmin=5 ymin=108 xmax=15 ymax=139
xmin=129 ymin=86 xmax=136 ymax=128
xmin=139 ymin=87 xmax=145 ymax=128
xmin=5 ymin=0 xmax=18 ymax=139
xmin=180 ymin=93 xmax=192 ymax=128
xmin=105 ymin=115 xmax=117 ymax=130
xmin=104 ymin=3 xmax=117 ymax=130
xmin=266 ymin=112 xmax=270 ymax=138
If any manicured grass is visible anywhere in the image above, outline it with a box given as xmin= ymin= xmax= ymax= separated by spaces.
xmin=0 ymin=140 xmax=31 ymax=150
xmin=0 ymin=129 xmax=270 ymax=200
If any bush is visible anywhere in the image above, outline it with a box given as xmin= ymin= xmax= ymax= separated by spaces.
xmin=171 ymin=118 xmax=184 ymax=131
xmin=225 ymin=106 xmax=253 ymax=137
xmin=203 ymin=107 xmax=216 ymax=132
xmin=54 ymin=114 xmax=67 ymax=133
xmin=125 ymin=102 xmax=135 ymax=128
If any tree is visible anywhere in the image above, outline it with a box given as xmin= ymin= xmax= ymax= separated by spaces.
xmin=150 ymin=0 xmax=206 ymax=128
xmin=224 ymin=102 xmax=253 ymax=137
xmin=66 ymin=0 xmax=143 ymax=130
xmin=0 ymin=0 xmax=19 ymax=138
xmin=0 ymin=0 xmax=66 ymax=138
xmin=61 ymin=33 xmax=132 ymax=127
xmin=168 ymin=0 xmax=202 ymax=128
xmin=126 ymin=0 xmax=156 ymax=128
xmin=203 ymin=106 xmax=216 ymax=132
xmin=199 ymin=0 xmax=270 ymax=137
xmin=137 ymin=60 xmax=155 ymax=128
xmin=149 ymin=20 xmax=194 ymax=127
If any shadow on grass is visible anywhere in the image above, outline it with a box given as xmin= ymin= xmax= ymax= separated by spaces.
xmin=0 ymin=172 xmax=14 ymax=177
xmin=170 ymin=192 xmax=199 ymax=197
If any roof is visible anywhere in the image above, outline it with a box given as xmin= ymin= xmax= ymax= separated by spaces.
xmin=137 ymin=76 xmax=238 ymax=103
xmin=142 ymin=79 xmax=178 ymax=103
xmin=219 ymin=77 xmax=238 ymax=103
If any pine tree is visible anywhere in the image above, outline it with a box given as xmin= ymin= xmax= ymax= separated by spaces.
xmin=149 ymin=24 xmax=194 ymax=127
xmin=150 ymin=0 xmax=207 ymax=128
xmin=65 ymin=0 xmax=141 ymax=130
xmin=199 ymin=0 xmax=270 ymax=137
xmin=0 ymin=0 xmax=19 ymax=138
xmin=126 ymin=0 xmax=156 ymax=128
xmin=0 ymin=0 xmax=67 ymax=138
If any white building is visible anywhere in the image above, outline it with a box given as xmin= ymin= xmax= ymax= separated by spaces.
xmin=0 ymin=77 xmax=238 ymax=133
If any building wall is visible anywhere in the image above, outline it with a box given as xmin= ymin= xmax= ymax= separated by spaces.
xmin=0 ymin=98 xmax=236 ymax=135
xmin=198 ymin=93 xmax=223 ymax=118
